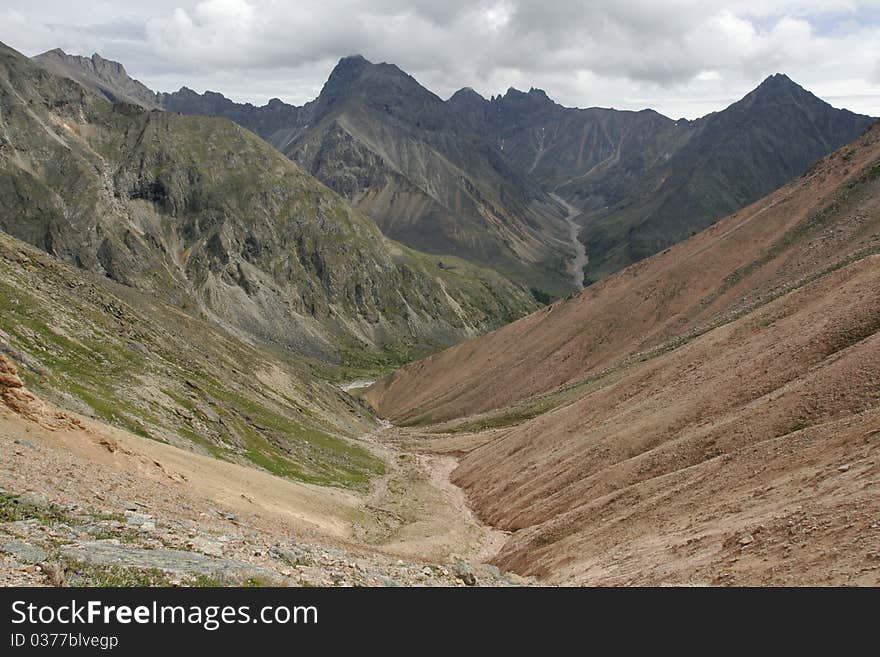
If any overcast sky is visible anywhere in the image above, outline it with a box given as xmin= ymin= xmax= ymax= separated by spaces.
xmin=2 ymin=0 xmax=879 ymax=118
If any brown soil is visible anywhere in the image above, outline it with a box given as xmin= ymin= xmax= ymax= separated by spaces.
xmin=367 ymin=124 xmax=880 ymax=424
xmin=363 ymin=123 xmax=880 ymax=585
xmin=0 ymin=365 xmax=524 ymax=586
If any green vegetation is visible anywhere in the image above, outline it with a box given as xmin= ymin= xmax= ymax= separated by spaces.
xmin=0 ymin=238 xmax=383 ymax=491
xmin=530 ymin=288 xmax=555 ymax=305
xmin=0 ymin=493 xmax=72 ymax=524
xmin=61 ymin=560 xmax=177 ymax=587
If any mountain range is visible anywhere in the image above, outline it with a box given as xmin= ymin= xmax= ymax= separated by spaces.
xmin=35 ymin=48 xmax=872 ymax=295
xmin=160 ymin=55 xmax=574 ymax=296
xmin=2 ymin=39 xmax=878 ymax=586
xmin=448 ymin=76 xmax=875 ymax=278
xmin=4 ymin=42 xmax=536 ymax=371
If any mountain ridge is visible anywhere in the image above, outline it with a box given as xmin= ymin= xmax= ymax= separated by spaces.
xmin=2 ymin=41 xmax=537 ymax=369
xmin=32 ymin=47 xmax=162 ymax=110
xmin=37 ymin=47 xmax=873 ymax=293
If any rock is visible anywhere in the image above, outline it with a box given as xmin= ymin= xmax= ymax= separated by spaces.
xmin=481 ymin=564 xmax=502 ymax=578
xmin=60 ymin=542 xmax=271 ymax=580
xmin=122 ymin=501 xmax=140 ymax=512
xmin=16 ymin=492 xmax=51 ymax=510
xmin=187 ymin=536 xmax=224 ymax=557
xmin=13 ymin=439 xmax=38 ymax=450
xmin=42 ymin=562 xmax=67 ymax=587
xmin=195 ymin=403 xmax=220 ymax=423
xmin=739 ymin=534 xmax=754 ymax=546
xmin=837 ymin=464 xmax=851 ymax=473
xmin=125 ymin=512 xmax=152 ymax=527
xmin=270 ymin=545 xmax=313 ymax=566
xmin=0 ymin=355 xmax=44 ymax=420
xmin=139 ymin=521 xmax=156 ymax=532
xmin=1 ymin=539 xmax=48 ymax=564
xmin=454 ymin=562 xmax=477 ymax=586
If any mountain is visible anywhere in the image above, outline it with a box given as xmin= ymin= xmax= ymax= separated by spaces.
xmin=447 ymin=76 xmax=875 ymax=280
xmin=40 ymin=48 xmax=873 ymax=291
xmin=366 ymin=124 xmax=880 ymax=583
xmin=1 ymin=41 xmax=536 ymax=370
xmin=447 ymin=86 xmax=678 ymax=191
xmin=32 ymin=48 xmax=162 ymax=110
xmin=161 ymin=56 xmax=575 ymax=297
xmin=160 ymin=86 xmax=303 ymax=138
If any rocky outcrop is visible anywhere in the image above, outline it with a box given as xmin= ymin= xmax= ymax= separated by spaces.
xmin=32 ymin=49 xmax=162 ymax=110
xmin=0 ymin=354 xmax=41 ymax=421
xmin=0 ymin=354 xmax=85 ymax=432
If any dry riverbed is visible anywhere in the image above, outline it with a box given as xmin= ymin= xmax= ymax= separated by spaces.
xmin=0 ymin=396 xmax=530 ymax=587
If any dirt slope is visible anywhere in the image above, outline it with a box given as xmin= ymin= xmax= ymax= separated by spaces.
xmin=367 ymin=122 xmax=880 ymax=424
xmin=0 ymin=355 xmax=528 ymax=586
xmin=365 ymin=123 xmax=880 ymax=584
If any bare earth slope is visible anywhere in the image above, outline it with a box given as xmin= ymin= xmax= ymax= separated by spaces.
xmin=368 ymin=123 xmax=880 ymax=423
xmin=366 ymin=123 xmax=880 ymax=584
xmin=0 ymin=359 xmax=528 ymax=587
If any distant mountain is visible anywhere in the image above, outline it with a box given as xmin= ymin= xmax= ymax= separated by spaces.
xmin=41 ymin=48 xmax=875 ymax=290
xmin=1 ymin=41 xmax=536 ymax=367
xmin=160 ymin=86 xmax=303 ymax=139
xmin=448 ymin=75 xmax=875 ymax=279
xmin=32 ymin=48 xmax=162 ymax=110
xmin=162 ymin=57 xmax=575 ymax=296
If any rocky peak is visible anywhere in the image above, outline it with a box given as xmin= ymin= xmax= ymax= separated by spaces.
xmin=742 ymin=73 xmax=814 ymax=107
xmin=449 ymin=87 xmax=486 ymax=102
xmin=322 ymin=54 xmax=371 ymax=93
xmin=32 ymin=47 xmax=161 ymax=110
xmin=447 ymin=87 xmax=489 ymax=113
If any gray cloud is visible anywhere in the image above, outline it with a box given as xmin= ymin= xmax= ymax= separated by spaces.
xmin=2 ymin=0 xmax=879 ymax=118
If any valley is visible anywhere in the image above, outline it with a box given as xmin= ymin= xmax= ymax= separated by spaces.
xmin=367 ymin=122 xmax=880 ymax=585
xmin=0 ymin=356 xmax=526 ymax=586
xmin=1 ymin=33 xmax=878 ymax=588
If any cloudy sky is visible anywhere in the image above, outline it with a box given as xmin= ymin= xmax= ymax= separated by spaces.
xmin=2 ymin=0 xmax=879 ymax=118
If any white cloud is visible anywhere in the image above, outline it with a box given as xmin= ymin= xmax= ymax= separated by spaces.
xmin=1 ymin=0 xmax=879 ymax=118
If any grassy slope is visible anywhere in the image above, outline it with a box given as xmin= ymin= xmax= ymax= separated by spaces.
xmin=0 ymin=232 xmax=383 ymax=490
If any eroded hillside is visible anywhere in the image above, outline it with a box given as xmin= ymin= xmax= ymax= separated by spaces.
xmin=366 ymin=123 xmax=880 ymax=584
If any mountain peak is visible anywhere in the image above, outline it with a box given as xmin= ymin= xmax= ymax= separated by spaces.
xmin=331 ymin=54 xmax=371 ymax=76
xmin=500 ymin=86 xmax=553 ymax=102
xmin=450 ymin=87 xmax=485 ymax=100
xmin=756 ymin=72 xmax=800 ymax=91
xmin=735 ymin=72 xmax=825 ymax=111
xmin=448 ymin=87 xmax=488 ymax=109
xmin=320 ymin=54 xmax=373 ymax=96
xmin=38 ymin=47 xmax=68 ymax=58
